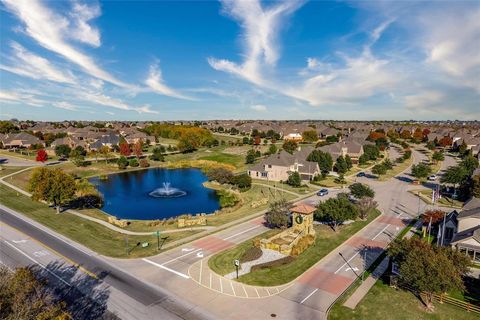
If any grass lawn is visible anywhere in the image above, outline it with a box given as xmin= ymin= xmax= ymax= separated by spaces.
xmin=252 ymin=178 xmax=319 ymax=194
xmin=198 ymin=153 xmax=244 ymax=168
xmin=378 ymin=155 xmax=413 ymax=181
xmin=208 ymin=229 xmax=281 ymax=275
xmin=0 ymin=183 xmax=199 ymax=258
xmin=410 ymin=189 xmax=463 ymax=209
xmin=0 ymin=166 xmax=25 ymax=178
xmin=329 ymin=277 xmax=477 ymax=320
xmin=312 ymin=176 xmax=351 ymax=188
xmin=209 ymin=210 xmax=381 ymax=286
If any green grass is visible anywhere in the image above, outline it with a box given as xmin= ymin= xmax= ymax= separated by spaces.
xmin=329 ymin=277 xmax=477 ymax=320
xmin=210 ymin=210 xmax=381 ymax=286
xmin=252 ymin=178 xmax=318 ymax=194
xmin=378 ymin=155 xmax=413 ymax=181
xmin=0 ymin=166 xmax=25 ymax=178
xmin=411 ymin=189 xmax=463 ymax=209
xmin=311 ymin=176 xmax=351 ymax=188
xmin=198 ymin=153 xmax=244 ymax=168
xmin=0 ymin=183 xmax=199 ymax=258
xmin=208 ymin=229 xmax=281 ymax=275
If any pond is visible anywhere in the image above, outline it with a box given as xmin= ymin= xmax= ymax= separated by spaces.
xmin=90 ymin=168 xmax=220 ymax=220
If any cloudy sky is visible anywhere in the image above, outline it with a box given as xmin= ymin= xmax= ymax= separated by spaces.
xmin=0 ymin=0 xmax=478 ymax=121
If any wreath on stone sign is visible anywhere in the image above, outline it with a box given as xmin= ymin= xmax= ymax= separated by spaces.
xmin=295 ymin=215 xmax=303 ymax=224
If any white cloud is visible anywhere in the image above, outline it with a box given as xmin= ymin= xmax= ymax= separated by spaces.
xmin=53 ymin=101 xmax=78 ymax=111
xmin=2 ymin=0 xmax=132 ymax=88
xmin=69 ymin=1 xmax=101 ymax=47
xmin=250 ymin=104 xmax=267 ymax=112
xmin=79 ymin=91 xmax=158 ymax=114
xmin=208 ymin=0 xmax=304 ymax=86
xmin=0 ymin=42 xmax=76 ymax=84
xmin=404 ymin=90 xmax=444 ymax=109
xmin=144 ymin=62 xmax=192 ymax=100
xmin=0 ymin=89 xmax=46 ymax=107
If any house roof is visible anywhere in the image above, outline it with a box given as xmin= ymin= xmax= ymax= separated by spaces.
xmin=451 ymin=225 xmax=480 ymax=245
xmin=463 ymin=197 xmax=480 ymax=211
xmin=290 ymin=204 xmax=316 ymax=215
xmin=457 ymin=207 xmax=480 ymax=220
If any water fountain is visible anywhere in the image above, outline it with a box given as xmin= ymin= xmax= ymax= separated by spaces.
xmin=149 ymin=182 xmax=187 ymax=198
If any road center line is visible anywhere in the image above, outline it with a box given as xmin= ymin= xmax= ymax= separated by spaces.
xmin=142 ymin=258 xmax=190 ymax=279
xmin=371 ymin=224 xmax=390 ymax=241
xmin=334 ymin=251 xmax=361 ymax=274
xmin=4 ymin=240 xmax=71 ymax=287
xmin=300 ymin=288 xmax=318 ymax=304
xmin=223 ymin=225 xmax=261 ymax=241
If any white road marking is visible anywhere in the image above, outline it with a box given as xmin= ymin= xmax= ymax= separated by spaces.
xmin=199 ymin=260 xmax=203 ymax=284
xmin=335 ymin=251 xmax=360 ymax=274
xmin=162 ymin=248 xmax=202 ymax=266
xmin=255 ymin=287 xmax=260 ymax=298
xmin=230 ymin=281 xmax=236 ymax=296
xmin=196 ymin=251 xmax=204 ymax=258
xmin=345 ymin=267 xmax=359 ymax=272
xmin=142 ymin=258 xmax=190 ymax=279
xmin=33 ymin=250 xmax=49 ymax=257
xmin=219 ymin=276 xmax=223 ymax=293
xmin=223 ymin=225 xmax=261 ymax=241
xmin=12 ymin=239 xmax=27 ymax=244
xmin=209 ymin=272 xmax=212 ymax=288
xmin=300 ymin=288 xmax=318 ymax=304
xmin=372 ymin=224 xmax=391 ymax=241
xmin=4 ymin=241 xmax=71 ymax=286
xmin=242 ymin=284 xmax=248 ymax=297
xmin=181 ymin=248 xmax=195 ymax=252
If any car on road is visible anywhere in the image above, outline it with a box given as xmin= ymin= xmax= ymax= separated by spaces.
xmin=317 ymin=189 xmax=329 ymax=196
xmin=356 ymin=172 xmax=366 ymax=177
xmin=428 ymin=174 xmax=437 ymax=181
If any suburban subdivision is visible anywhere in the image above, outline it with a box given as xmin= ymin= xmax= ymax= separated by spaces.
xmin=1 ymin=1 xmax=479 ymax=319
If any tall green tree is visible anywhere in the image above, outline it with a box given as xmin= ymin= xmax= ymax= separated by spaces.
xmin=265 ymin=198 xmax=290 ymax=229
xmin=282 ymin=140 xmax=298 ymax=154
xmin=302 ymin=130 xmax=318 ymax=143
xmin=287 ymin=171 xmax=302 ymax=187
xmin=307 ymin=150 xmax=333 ymax=177
xmin=387 ymin=237 xmax=470 ymax=311
xmin=432 ymin=151 xmax=445 ymax=163
xmin=28 ymin=167 xmax=77 ymax=213
xmin=349 ymin=183 xmax=375 ymax=199
xmin=411 ymin=163 xmax=432 ymax=179
xmin=345 ymin=155 xmax=353 ymax=170
xmin=334 ymin=155 xmax=348 ymax=174
xmin=315 ymin=196 xmax=359 ymax=231
xmin=54 ymin=144 xmax=71 ymax=158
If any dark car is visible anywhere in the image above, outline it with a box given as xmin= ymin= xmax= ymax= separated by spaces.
xmin=317 ymin=189 xmax=329 ymax=196
xmin=356 ymin=172 xmax=366 ymax=177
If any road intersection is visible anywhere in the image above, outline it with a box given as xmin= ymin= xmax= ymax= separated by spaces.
xmin=1 ymin=148 xmax=435 ymax=319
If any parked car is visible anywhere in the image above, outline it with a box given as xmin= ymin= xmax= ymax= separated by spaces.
xmin=356 ymin=172 xmax=366 ymax=177
xmin=427 ymin=174 xmax=437 ymax=181
xmin=348 ymin=194 xmax=359 ymax=203
xmin=317 ymin=189 xmax=329 ymax=196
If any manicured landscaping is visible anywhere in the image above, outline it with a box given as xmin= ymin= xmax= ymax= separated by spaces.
xmin=329 ymin=277 xmax=477 ymax=320
xmin=410 ymin=189 xmax=463 ymax=208
xmin=0 ymin=183 xmax=199 ymax=258
xmin=209 ymin=210 xmax=381 ymax=286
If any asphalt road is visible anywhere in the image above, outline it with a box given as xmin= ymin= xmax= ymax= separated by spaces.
xmin=0 ymin=208 xmax=214 ymax=320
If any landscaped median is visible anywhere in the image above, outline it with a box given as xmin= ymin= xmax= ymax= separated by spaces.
xmin=208 ymin=209 xmax=381 ymax=287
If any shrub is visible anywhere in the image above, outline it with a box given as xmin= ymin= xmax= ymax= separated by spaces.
xmin=117 ymin=156 xmax=128 ymax=169
xmin=250 ymin=256 xmax=295 ymax=272
xmin=139 ymin=159 xmax=150 ymax=168
xmin=206 ymin=167 xmax=234 ymax=184
xmin=217 ymin=189 xmax=239 ymax=208
xmin=287 ymin=171 xmax=301 ymax=187
xmin=129 ymin=158 xmax=139 ymax=167
xmin=231 ymin=173 xmax=252 ymax=191
xmin=240 ymin=247 xmax=263 ymax=263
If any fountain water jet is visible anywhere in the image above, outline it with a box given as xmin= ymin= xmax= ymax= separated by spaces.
xmin=149 ymin=182 xmax=187 ymax=198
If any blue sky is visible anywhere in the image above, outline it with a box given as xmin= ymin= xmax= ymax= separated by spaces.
xmin=0 ymin=0 xmax=479 ymax=121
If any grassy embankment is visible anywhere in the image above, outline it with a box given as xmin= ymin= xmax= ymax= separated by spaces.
xmin=209 ymin=210 xmax=381 ymax=286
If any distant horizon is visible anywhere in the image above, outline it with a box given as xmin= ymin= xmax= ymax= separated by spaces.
xmin=1 ymin=0 xmax=479 ymax=121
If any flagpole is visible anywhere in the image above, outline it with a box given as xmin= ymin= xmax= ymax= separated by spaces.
xmin=440 ymin=211 xmax=447 ymax=246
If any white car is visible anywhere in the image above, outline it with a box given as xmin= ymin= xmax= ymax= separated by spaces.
xmin=428 ymin=174 xmax=437 ymax=181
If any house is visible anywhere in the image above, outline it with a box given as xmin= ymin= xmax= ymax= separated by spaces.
xmin=1 ymin=132 xmax=45 ymax=149
xmin=318 ymin=139 xmax=366 ymax=163
xmin=248 ymin=148 xmax=320 ymax=182
xmin=88 ymin=133 xmax=120 ymax=151
xmin=450 ymin=197 xmax=480 ymax=264
xmin=284 ymin=133 xmax=303 ymax=142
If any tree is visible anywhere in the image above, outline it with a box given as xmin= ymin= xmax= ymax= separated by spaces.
xmin=231 ymin=173 xmax=252 ymax=191
xmin=358 ymin=154 xmax=368 ymax=165
xmin=363 ymin=145 xmax=380 ymax=160
xmin=282 ymin=140 xmax=298 ymax=154
xmin=326 ymin=135 xmax=339 ymax=143
xmin=0 ymin=121 xmax=18 ymax=133
xmin=458 ymin=140 xmax=468 ymax=156
xmin=383 ymin=159 xmax=394 ymax=170
xmin=334 ymin=156 xmax=348 ymax=174
xmin=0 ymin=266 xmax=71 ymax=319
xmin=422 ymin=209 xmax=445 ymax=225
xmin=438 ymin=136 xmax=453 ymax=148
xmin=441 ymin=165 xmax=469 ymax=191
xmin=35 ymin=149 xmax=48 ymax=162
xmin=99 ymin=145 xmax=110 ymax=163
xmin=117 ymin=156 xmax=129 ymax=169
xmin=372 ymin=163 xmax=387 ymax=175
xmin=28 ymin=167 xmax=76 ymax=213
xmin=133 ymin=141 xmax=143 ymax=158
xmin=119 ymin=142 xmax=131 ymax=156
xmin=432 ymin=151 xmax=444 ymax=163
xmin=54 ymin=144 xmax=71 ymax=158
xmin=400 ymin=130 xmax=411 ymax=139
xmin=356 ymin=197 xmax=378 ymax=220
xmin=460 ymin=155 xmax=479 ymax=175
xmin=287 ymin=171 xmax=302 ymax=187
xmin=245 ymin=149 xmax=256 ymax=164
xmin=349 ymin=183 xmax=375 ymax=199
xmin=266 ymin=144 xmax=277 ymax=155
xmin=206 ymin=167 xmax=234 ymax=184
xmin=150 ymin=146 xmax=165 ymax=161
xmin=387 ymin=237 xmax=470 ymax=311
xmin=139 ymin=159 xmax=150 ymax=168
xmin=265 ymin=198 xmax=290 ymax=229
xmin=69 ymin=148 xmax=85 ymax=167
xmin=302 ymin=130 xmax=318 ymax=143
xmin=315 ymin=196 xmax=358 ymax=231
xmin=345 ymin=155 xmax=353 ymax=170
xmin=411 ymin=163 xmax=431 ymax=179
xmin=307 ymin=150 xmax=333 ymax=177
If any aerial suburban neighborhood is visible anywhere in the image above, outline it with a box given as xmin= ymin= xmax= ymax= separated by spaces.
xmin=0 ymin=1 xmax=479 ymax=320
